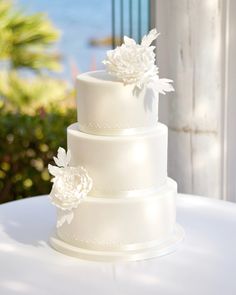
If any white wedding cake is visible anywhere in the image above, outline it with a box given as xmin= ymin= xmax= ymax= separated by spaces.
xmin=48 ymin=29 xmax=184 ymax=261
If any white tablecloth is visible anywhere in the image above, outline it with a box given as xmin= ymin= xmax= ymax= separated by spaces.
xmin=0 ymin=195 xmax=236 ymax=295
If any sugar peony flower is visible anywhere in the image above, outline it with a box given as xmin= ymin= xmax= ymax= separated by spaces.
xmin=103 ymin=28 xmax=174 ymax=95
xmin=48 ymin=147 xmax=92 ymax=227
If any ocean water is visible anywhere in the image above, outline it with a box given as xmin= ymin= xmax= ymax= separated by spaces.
xmin=17 ymin=0 xmax=149 ymax=80
xmin=18 ymin=0 xmax=112 ymax=79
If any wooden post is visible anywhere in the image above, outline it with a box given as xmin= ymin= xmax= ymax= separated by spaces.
xmin=153 ymin=0 xmax=228 ymax=199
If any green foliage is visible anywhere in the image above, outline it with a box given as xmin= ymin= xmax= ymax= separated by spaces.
xmin=0 ymin=71 xmax=71 ymax=113
xmin=0 ymin=1 xmax=76 ymax=204
xmin=0 ymin=1 xmax=60 ymax=72
xmin=0 ymin=0 xmax=71 ymax=112
xmin=0 ymin=107 xmax=77 ymax=204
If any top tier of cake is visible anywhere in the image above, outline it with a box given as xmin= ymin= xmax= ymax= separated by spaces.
xmin=76 ymin=70 xmax=159 ymax=136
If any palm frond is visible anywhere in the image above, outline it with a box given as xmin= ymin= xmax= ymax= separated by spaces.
xmin=0 ymin=0 xmax=61 ymax=71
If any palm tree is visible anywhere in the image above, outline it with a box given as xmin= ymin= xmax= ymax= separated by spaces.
xmin=0 ymin=1 xmax=69 ymax=112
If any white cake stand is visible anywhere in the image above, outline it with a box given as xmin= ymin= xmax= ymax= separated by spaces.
xmin=50 ymin=224 xmax=184 ymax=262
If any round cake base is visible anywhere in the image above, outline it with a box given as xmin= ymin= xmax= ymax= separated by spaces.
xmin=50 ymin=224 xmax=184 ymax=262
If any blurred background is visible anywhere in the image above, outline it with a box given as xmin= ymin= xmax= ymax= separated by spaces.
xmin=0 ymin=0 xmax=150 ymax=203
xmin=0 ymin=0 xmax=235 ymax=204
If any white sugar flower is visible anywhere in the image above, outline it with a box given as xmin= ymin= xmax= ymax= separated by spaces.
xmin=103 ymin=28 xmax=174 ymax=95
xmin=149 ymin=76 xmax=174 ymax=95
xmin=48 ymin=147 xmax=93 ymax=227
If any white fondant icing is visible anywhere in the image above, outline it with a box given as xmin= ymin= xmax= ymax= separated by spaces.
xmin=76 ymin=70 xmax=159 ymax=136
xmin=50 ymin=224 xmax=184 ymax=262
xmin=67 ymin=123 xmax=167 ymax=195
xmin=57 ymin=178 xmax=177 ymax=252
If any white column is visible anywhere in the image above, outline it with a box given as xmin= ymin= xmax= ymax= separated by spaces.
xmin=153 ymin=0 xmax=227 ymax=199
xmin=224 ymin=0 xmax=236 ymax=202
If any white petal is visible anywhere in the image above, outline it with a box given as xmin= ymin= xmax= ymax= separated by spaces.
xmin=56 ymin=217 xmax=65 ymax=228
xmin=124 ymin=36 xmax=136 ymax=46
xmin=53 ymin=147 xmax=69 ymax=167
xmin=65 ymin=211 xmax=74 ymax=224
xmin=155 ymin=78 xmax=174 ymax=94
xmin=66 ymin=149 xmax=71 ymax=166
xmin=56 ymin=210 xmax=74 ymax=228
xmin=48 ymin=164 xmax=61 ymax=177
xmin=141 ymin=28 xmax=159 ymax=47
xmin=56 ymin=209 xmax=66 ymax=228
xmin=57 ymin=147 xmax=68 ymax=166
xmin=53 ymin=156 xmax=61 ymax=167
xmin=76 ymin=183 xmax=82 ymax=192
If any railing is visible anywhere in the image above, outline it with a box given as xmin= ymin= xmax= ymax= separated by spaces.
xmin=111 ymin=0 xmax=152 ymax=48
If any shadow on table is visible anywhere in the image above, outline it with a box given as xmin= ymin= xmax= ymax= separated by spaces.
xmin=0 ymin=196 xmax=55 ymax=247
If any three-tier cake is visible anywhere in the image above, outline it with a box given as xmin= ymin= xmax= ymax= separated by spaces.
xmin=48 ymin=29 xmax=184 ymax=261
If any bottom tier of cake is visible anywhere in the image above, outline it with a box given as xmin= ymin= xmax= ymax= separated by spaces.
xmin=50 ymin=178 xmax=184 ymax=262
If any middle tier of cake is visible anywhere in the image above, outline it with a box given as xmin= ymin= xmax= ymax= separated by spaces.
xmin=68 ymin=123 xmax=168 ymax=196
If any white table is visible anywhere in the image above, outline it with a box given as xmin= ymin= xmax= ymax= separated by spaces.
xmin=0 ymin=195 xmax=236 ymax=295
